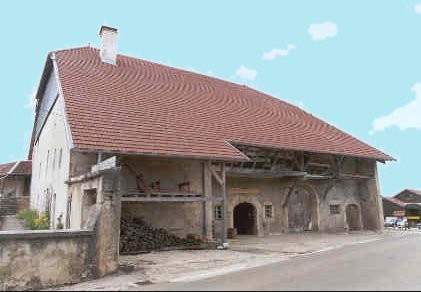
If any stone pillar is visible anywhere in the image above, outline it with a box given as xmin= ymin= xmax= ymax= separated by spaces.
xmin=359 ymin=162 xmax=384 ymax=232
xmin=95 ymin=169 xmax=122 ymax=277
xmin=203 ymin=162 xmax=214 ymax=240
xmin=372 ymin=163 xmax=384 ymax=231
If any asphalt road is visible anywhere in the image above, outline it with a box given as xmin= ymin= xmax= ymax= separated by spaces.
xmin=139 ymin=232 xmax=421 ymax=291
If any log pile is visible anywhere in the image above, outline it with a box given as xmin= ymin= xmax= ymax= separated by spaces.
xmin=120 ymin=216 xmax=206 ymax=254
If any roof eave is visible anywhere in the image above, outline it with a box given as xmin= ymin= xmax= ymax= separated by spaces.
xmin=72 ymin=147 xmax=250 ymax=163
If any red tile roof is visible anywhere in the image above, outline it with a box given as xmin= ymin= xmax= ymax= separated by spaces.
xmin=0 ymin=162 xmax=16 ymax=176
xmin=0 ymin=161 xmax=31 ymax=177
xmin=405 ymin=189 xmax=421 ymax=196
xmin=12 ymin=161 xmax=32 ymax=176
xmin=383 ymin=197 xmax=407 ymax=207
xmin=54 ymin=47 xmax=394 ymax=161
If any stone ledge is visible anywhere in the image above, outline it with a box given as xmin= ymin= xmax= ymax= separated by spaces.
xmin=0 ymin=229 xmax=94 ymax=240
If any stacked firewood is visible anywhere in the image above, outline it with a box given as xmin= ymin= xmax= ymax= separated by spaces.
xmin=120 ymin=216 xmax=205 ymax=254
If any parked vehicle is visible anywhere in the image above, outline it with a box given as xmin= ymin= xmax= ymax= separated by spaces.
xmin=384 ymin=217 xmax=398 ymax=227
xmin=415 ymin=222 xmax=421 ymax=230
xmin=396 ymin=218 xmax=408 ymax=229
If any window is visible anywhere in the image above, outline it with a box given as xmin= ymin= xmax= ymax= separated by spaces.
xmin=264 ymin=204 xmax=274 ymax=219
xmin=214 ymin=205 xmax=223 ymax=220
xmin=330 ymin=204 xmax=340 ymax=215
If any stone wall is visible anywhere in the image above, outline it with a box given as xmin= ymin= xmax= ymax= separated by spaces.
xmin=16 ymin=197 xmax=30 ymax=213
xmin=122 ymin=201 xmax=203 ymax=238
xmin=0 ymin=230 xmax=96 ymax=291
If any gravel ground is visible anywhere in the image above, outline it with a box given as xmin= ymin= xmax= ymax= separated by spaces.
xmin=52 ymin=229 xmax=416 ymax=291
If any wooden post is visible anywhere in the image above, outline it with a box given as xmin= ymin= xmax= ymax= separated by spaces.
xmin=221 ymin=163 xmax=227 ymax=247
xmin=203 ymin=161 xmax=213 ymax=240
xmin=208 ymin=161 xmax=228 ymax=247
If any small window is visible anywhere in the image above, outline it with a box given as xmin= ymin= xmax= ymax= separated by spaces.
xmin=330 ymin=204 xmax=340 ymax=215
xmin=264 ymin=204 xmax=274 ymax=219
xmin=215 ymin=205 xmax=223 ymax=220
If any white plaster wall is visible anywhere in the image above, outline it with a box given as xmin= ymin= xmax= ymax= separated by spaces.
xmin=67 ymin=175 xmax=105 ymax=230
xmin=30 ymin=70 xmax=72 ymax=229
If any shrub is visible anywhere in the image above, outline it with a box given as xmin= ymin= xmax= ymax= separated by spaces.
xmin=17 ymin=209 xmax=50 ymax=230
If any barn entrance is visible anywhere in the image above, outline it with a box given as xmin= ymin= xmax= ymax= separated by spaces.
xmin=346 ymin=204 xmax=361 ymax=231
xmin=288 ymin=186 xmax=318 ymax=232
xmin=234 ymin=202 xmax=257 ymax=235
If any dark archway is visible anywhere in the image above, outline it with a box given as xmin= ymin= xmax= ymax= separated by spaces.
xmin=346 ymin=204 xmax=361 ymax=231
xmin=234 ymin=202 xmax=257 ymax=235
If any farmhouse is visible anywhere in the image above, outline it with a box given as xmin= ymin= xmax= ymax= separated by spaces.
xmin=29 ymin=26 xmax=393 ymax=249
xmin=0 ymin=160 xmax=31 ymax=217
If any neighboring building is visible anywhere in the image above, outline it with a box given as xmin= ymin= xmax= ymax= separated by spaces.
xmin=29 ymin=26 xmax=394 ymax=244
xmin=383 ymin=189 xmax=421 ymax=227
xmin=394 ymin=189 xmax=421 ymax=203
xmin=382 ymin=197 xmax=406 ymax=218
xmin=0 ymin=160 xmax=32 ymax=215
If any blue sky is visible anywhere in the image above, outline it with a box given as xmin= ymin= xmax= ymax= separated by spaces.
xmin=0 ymin=0 xmax=420 ymax=197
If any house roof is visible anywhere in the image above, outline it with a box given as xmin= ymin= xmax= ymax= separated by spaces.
xmin=52 ymin=46 xmax=394 ymax=162
xmin=404 ymin=189 xmax=421 ymax=197
xmin=383 ymin=197 xmax=407 ymax=207
xmin=0 ymin=161 xmax=32 ymax=177
xmin=0 ymin=162 xmax=16 ymax=176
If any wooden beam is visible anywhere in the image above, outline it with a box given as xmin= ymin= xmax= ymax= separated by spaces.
xmin=210 ymin=166 xmax=224 ymax=186
xmin=221 ymin=163 xmax=228 ymax=247
xmin=321 ymin=178 xmax=337 ymax=201
xmin=121 ymin=159 xmax=151 ymax=196
xmin=226 ymin=168 xmax=306 ymax=179
xmin=121 ymin=197 xmax=205 ymax=202
xmin=282 ymin=179 xmax=299 ymax=208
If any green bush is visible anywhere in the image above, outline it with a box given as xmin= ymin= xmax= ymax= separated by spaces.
xmin=17 ymin=209 xmax=50 ymax=230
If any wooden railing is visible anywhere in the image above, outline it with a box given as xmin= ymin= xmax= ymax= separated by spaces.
xmin=121 ymin=189 xmax=204 ymax=202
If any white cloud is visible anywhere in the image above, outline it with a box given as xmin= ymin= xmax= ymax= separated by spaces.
xmin=24 ymin=88 xmax=37 ymax=109
xmin=415 ymin=3 xmax=421 ymax=14
xmin=235 ymin=65 xmax=257 ymax=81
xmin=308 ymin=21 xmax=338 ymax=41
xmin=263 ymin=44 xmax=296 ymax=61
xmin=372 ymin=83 xmax=421 ymax=133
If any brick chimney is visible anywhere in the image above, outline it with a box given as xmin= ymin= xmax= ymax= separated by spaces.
xmin=99 ymin=25 xmax=118 ymax=65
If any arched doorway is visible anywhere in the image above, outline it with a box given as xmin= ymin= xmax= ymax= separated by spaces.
xmin=288 ymin=186 xmax=318 ymax=232
xmin=234 ymin=202 xmax=257 ymax=235
xmin=346 ymin=204 xmax=361 ymax=231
